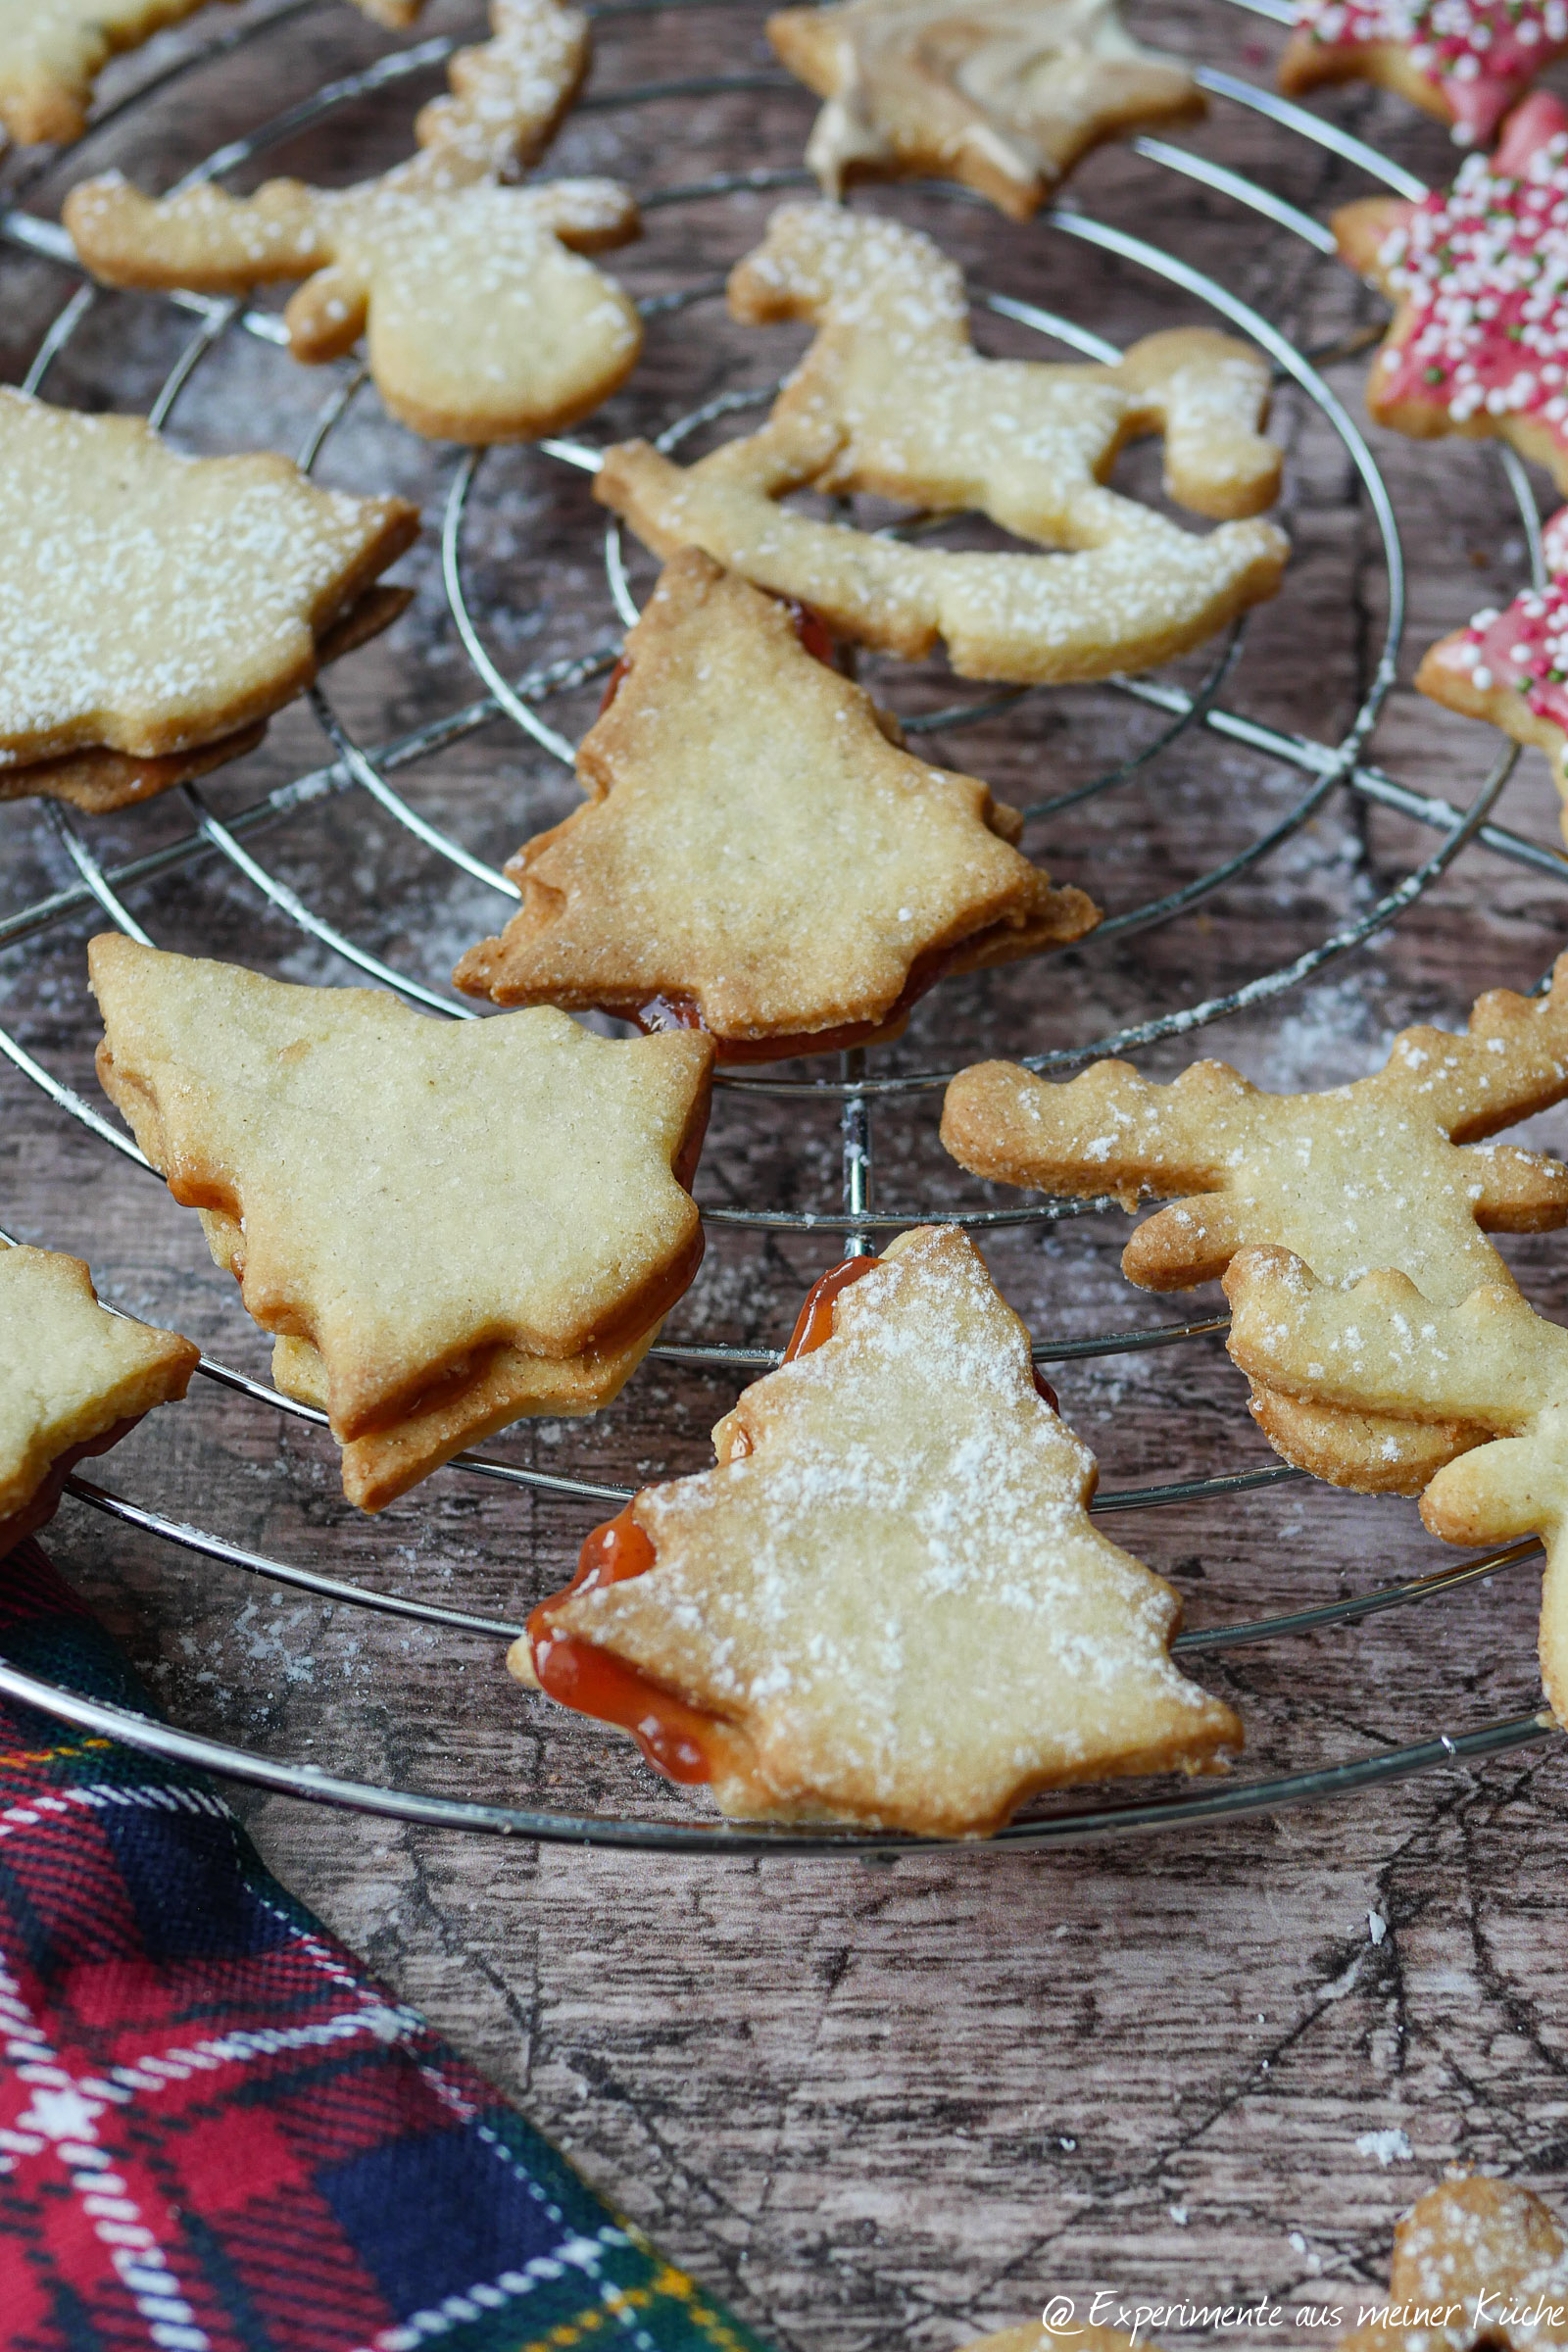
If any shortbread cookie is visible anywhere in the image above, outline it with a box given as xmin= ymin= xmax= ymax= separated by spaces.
xmin=1226 ymin=1250 xmax=1568 ymax=1717
xmin=512 ymin=1225 xmax=1241 ymax=1835
xmin=1334 ymin=94 xmax=1568 ymax=495
xmin=455 ymin=551 xmax=1101 ymax=1057
xmin=942 ymin=962 xmax=1568 ymax=1491
xmin=768 ymin=0 xmax=1204 ymax=220
xmin=0 ymin=1241 xmax=197 ymax=1558
xmin=1339 ymin=2177 xmax=1568 ymax=2352
xmin=1282 ymin=0 xmax=1568 ymax=151
xmin=1417 ymin=507 xmax=1568 ymax=842
xmin=0 ymin=390 xmax=416 ymax=799
xmin=595 ymin=205 xmax=1288 ymax=686
xmin=88 ymin=936 xmax=712 ymax=1511
xmin=64 ymin=0 xmax=641 ymax=444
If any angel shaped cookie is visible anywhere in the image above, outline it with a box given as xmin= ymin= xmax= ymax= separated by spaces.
xmin=64 ymin=0 xmax=642 ymax=443
xmin=513 ymin=1225 xmax=1241 ymax=1835
xmin=1417 ymin=505 xmax=1568 ymax=841
xmin=88 ymin=937 xmax=713 ymax=1510
xmin=0 ymin=1241 xmax=197 ymax=1558
xmin=455 ymin=551 xmax=1101 ymax=1058
xmin=768 ymin=0 xmax=1204 ymax=219
xmin=1334 ymin=93 xmax=1568 ymax=494
xmin=595 ymin=203 xmax=1289 ymax=686
xmin=1227 ymin=1251 xmax=1568 ymax=1717
xmin=1339 ymin=2177 xmax=1568 ymax=2352
xmin=0 ymin=389 xmax=416 ymax=814
xmin=942 ymin=962 xmax=1568 ymax=1491
xmin=1282 ymin=0 xmax=1568 ymax=152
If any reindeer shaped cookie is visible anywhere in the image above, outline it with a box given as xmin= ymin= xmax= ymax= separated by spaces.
xmin=943 ymin=963 xmax=1568 ymax=1491
xmin=64 ymin=0 xmax=641 ymax=442
xmin=595 ymin=203 xmax=1289 ymax=685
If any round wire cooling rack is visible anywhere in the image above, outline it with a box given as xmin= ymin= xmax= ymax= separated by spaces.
xmin=2 ymin=0 xmax=1566 ymax=1850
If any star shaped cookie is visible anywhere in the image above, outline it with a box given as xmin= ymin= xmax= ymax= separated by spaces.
xmin=1334 ymin=93 xmax=1568 ymax=495
xmin=455 ymin=550 xmax=1102 ymax=1059
xmin=596 ymin=203 xmax=1288 ymax=686
xmin=1282 ymin=0 xmax=1568 ymax=151
xmin=88 ymin=936 xmax=713 ymax=1511
xmin=0 ymin=389 xmax=417 ymax=811
xmin=0 ymin=1241 xmax=197 ymax=1559
xmin=64 ymin=0 xmax=642 ymax=444
xmin=1226 ymin=1250 xmax=1568 ymax=1719
xmin=513 ymin=1224 xmax=1241 ymax=1835
xmin=1339 ymin=2177 xmax=1568 ymax=2352
xmin=941 ymin=961 xmax=1568 ymax=1492
xmin=1416 ymin=504 xmax=1568 ymax=841
xmin=767 ymin=0 xmax=1204 ymax=220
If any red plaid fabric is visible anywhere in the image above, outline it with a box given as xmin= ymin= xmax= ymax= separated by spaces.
xmin=0 ymin=1539 xmax=769 ymax=2352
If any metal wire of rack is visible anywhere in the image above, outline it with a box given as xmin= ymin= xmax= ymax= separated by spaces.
xmin=1 ymin=0 xmax=1563 ymax=1849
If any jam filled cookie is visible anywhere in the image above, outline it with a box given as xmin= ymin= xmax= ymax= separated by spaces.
xmin=0 ymin=1241 xmax=197 ymax=1559
xmin=1334 ymin=93 xmax=1568 ymax=493
xmin=1227 ymin=1250 xmax=1568 ymax=1719
xmin=595 ymin=203 xmax=1289 ymax=686
xmin=1339 ymin=2177 xmax=1568 ymax=2352
xmin=1281 ymin=0 xmax=1568 ymax=152
xmin=942 ymin=962 xmax=1568 ymax=1491
xmin=88 ymin=937 xmax=713 ymax=1511
xmin=768 ymin=0 xmax=1204 ymax=220
xmin=512 ymin=1225 xmax=1241 ymax=1836
xmin=455 ymin=550 xmax=1101 ymax=1059
xmin=64 ymin=0 xmax=641 ymax=444
xmin=0 ymin=389 xmax=416 ymax=813
xmin=1416 ymin=505 xmax=1568 ymax=842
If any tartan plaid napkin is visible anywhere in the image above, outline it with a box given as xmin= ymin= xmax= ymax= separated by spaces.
xmin=0 ymin=1537 xmax=769 ymax=2352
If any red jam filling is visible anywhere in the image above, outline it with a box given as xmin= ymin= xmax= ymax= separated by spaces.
xmin=1297 ymin=0 xmax=1568 ymax=145
xmin=626 ymin=940 xmax=964 ymax=1064
xmin=1374 ymin=93 xmax=1568 ymax=457
xmin=1450 ymin=505 xmax=1568 ymax=727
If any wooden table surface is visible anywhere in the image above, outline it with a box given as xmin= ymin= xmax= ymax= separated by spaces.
xmin=6 ymin=1 xmax=1568 ymax=2340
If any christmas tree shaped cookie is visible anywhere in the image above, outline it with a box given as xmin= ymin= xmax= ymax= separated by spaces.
xmin=1281 ymin=0 xmax=1568 ymax=152
xmin=942 ymin=962 xmax=1568 ymax=1491
xmin=1333 ymin=94 xmax=1568 ymax=494
xmin=595 ymin=203 xmax=1289 ymax=686
xmin=768 ymin=0 xmax=1204 ymax=220
xmin=0 ymin=388 xmax=417 ymax=812
xmin=455 ymin=551 xmax=1101 ymax=1059
xmin=1417 ymin=505 xmax=1568 ymax=844
xmin=88 ymin=937 xmax=713 ymax=1511
xmin=514 ymin=1225 xmax=1241 ymax=1835
xmin=1226 ymin=1250 xmax=1568 ymax=1719
xmin=64 ymin=0 xmax=641 ymax=443
xmin=0 ymin=1241 xmax=197 ymax=1557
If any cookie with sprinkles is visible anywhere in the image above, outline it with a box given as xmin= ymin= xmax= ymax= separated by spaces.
xmin=1226 ymin=1251 xmax=1568 ymax=1719
xmin=0 ymin=389 xmax=416 ymax=810
xmin=0 ymin=1241 xmax=197 ymax=1560
xmin=1416 ymin=506 xmax=1568 ymax=837
xmin=454 ymin=549 xmax=1102 ymax=1059
xmin=1281 ymin=0 xmax=1568 ymax=151
xmin=1337 ymin=2177 xmax=1568 ymax=2352
xmin=941 ymin=960 xmax=1568 ymax=1493
xmin=63 ymin=0 xmax=642 ymax=444
xmin=89 ymin=937 xmax=713 ymax=1512
xmin=511 ymin=1225 xmax=1241 ymax=1835
xmin=595 ymin=202 xmax=1289 ymax=687
xmin=1334 ymin=92 xmax=1568 ymax=492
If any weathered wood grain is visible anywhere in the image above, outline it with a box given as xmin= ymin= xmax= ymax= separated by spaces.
xmin=6 ymin=1 xmax=1568 ymax=2341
